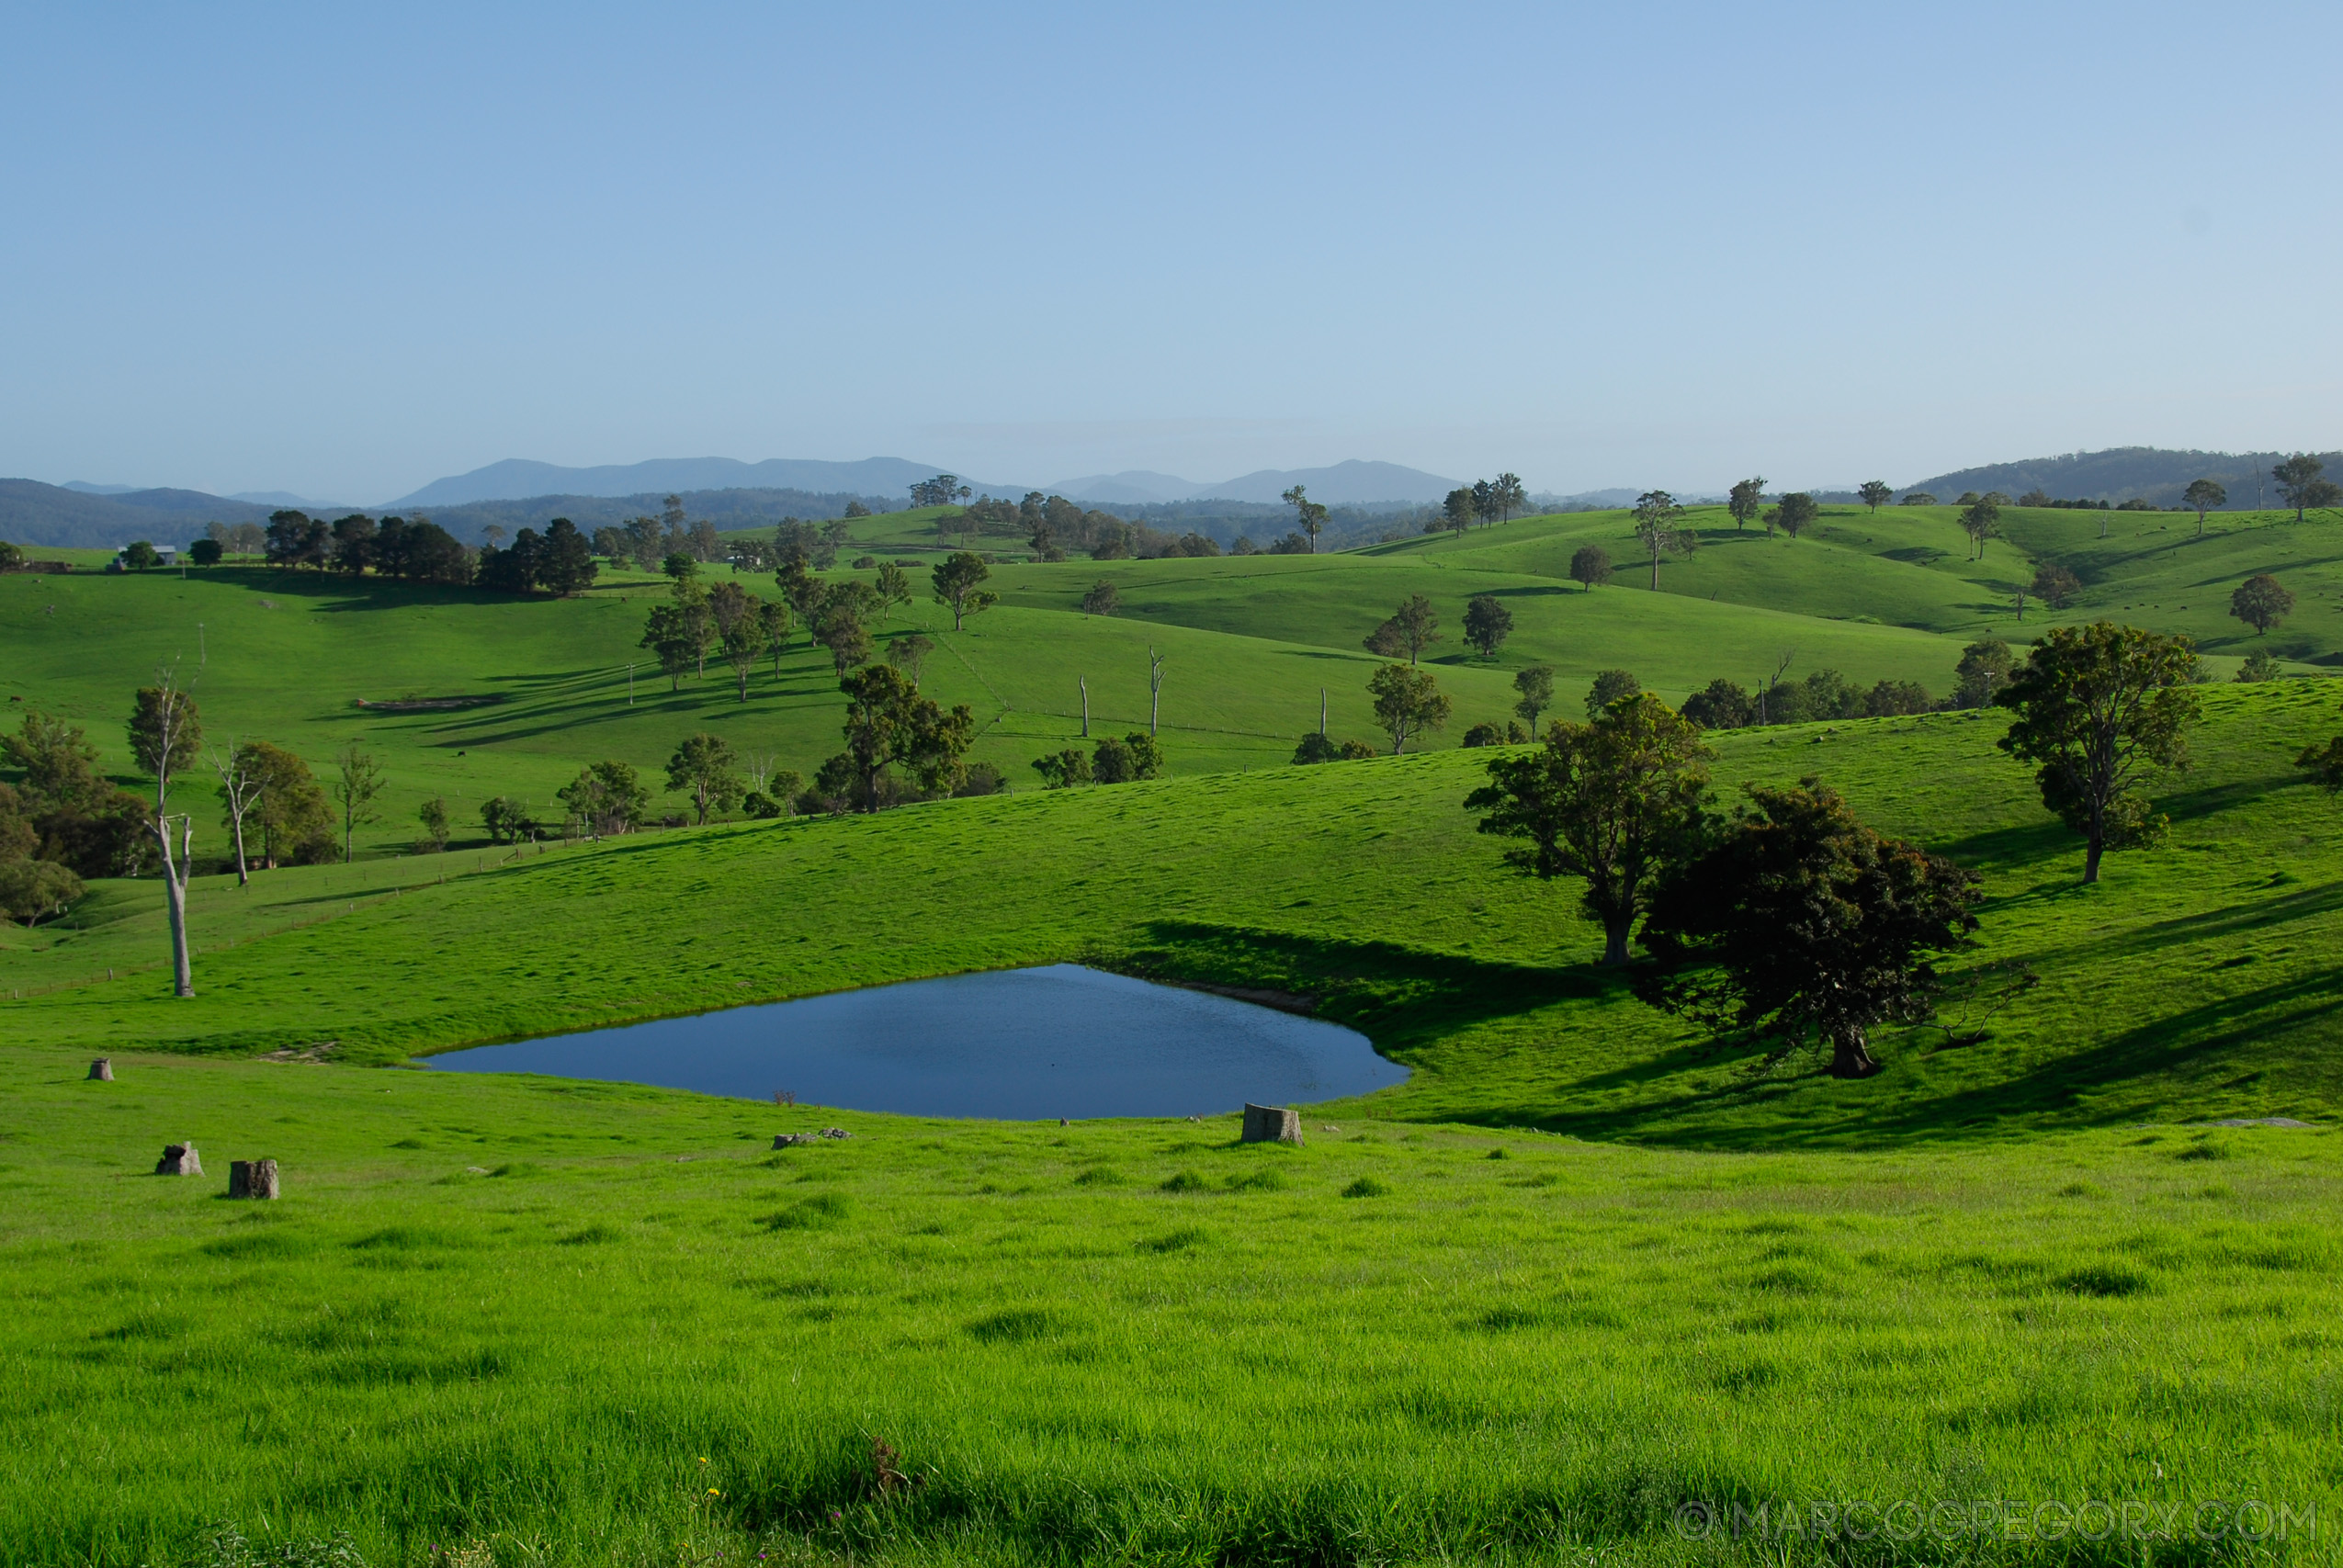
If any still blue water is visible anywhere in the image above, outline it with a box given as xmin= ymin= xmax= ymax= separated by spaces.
xmin=424 ymin=964 xmax=1406 ymax=1118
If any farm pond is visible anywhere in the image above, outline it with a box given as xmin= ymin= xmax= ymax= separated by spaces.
xmin=424 ymin=964 xmax=1407 ymax=1118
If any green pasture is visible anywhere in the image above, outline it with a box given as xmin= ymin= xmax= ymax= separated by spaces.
xmin=9 ymin=505 xmax=2343 ymax=1564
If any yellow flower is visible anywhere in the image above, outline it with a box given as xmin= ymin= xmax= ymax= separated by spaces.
xmin=708 ymin=1487 xmax=722 ymax=1495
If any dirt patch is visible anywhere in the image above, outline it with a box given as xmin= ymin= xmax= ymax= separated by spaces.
xmin=1164 ymin=980 xmax=1319 ymax=1015
xmin=259 ymin=1042 xmax=340 ymax=1064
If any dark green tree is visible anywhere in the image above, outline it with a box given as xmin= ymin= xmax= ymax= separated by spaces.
xmin=1365 ymin=594 xmax=1443 ymax=664
xmin=536 ymin=518 xmax=598 ymax=596
xmin=1367 ymin=663 xmax=1451 ymax=754
xmin=829 ymin=664 xmax=976 ymax=812
xmin=1636 ymin=780 xmax=1981 ymax=1077
xmin=2030 ymin=562 xmax=2081 ymax=610
xmin=2271 ymin=454 xmax=2340 ymax=522
xmin=1568 ymin=543 xmax=1612 ymax=592
xmin=1033 ymin=749 xmax=1092 ymax=788
xmin=1996 ymin=623 xmax=2198 ymax=883
xmin=1513 ymin=664 xmax=1556 ymax=733
xmin=665 ymin=733 xmax=743 ymax=825
xmin=1491 ymin=473 xmax=1527 ymax=524
xmin=1442 ymin=487 xmax=1476 ymax=538
xmin=1952 ymin=638 xmax=2014 ymax=708
xmin=1770 ymin=491 xmax=1820 ymax=539
xmin=1466 ymin=693 xmax=1712 ymax=965
xmin=2231 ymin=574 xmax=2294 ymax=636
xmin=1585 ymin=668 xmax=1641 ymax=717
xmin=1463 ymin=593 xmax=1513 ymax=659
xmin=931 ymin=552 xmax=998 ymax=629
xmin=1959 ymin=496 xmax=2000 ymax=558
xmin=187 ymin=536 xmax=223 ymax=567
xmin=1081 ymin=580 xmax=1120 ymax=616
xmin=2183 ymin=478 xmax=2226 ymax=536
xmin=1857 ymin=481 xmax=1893 ymax=513
xmin=1726 ymin=476 xmax=1767 ymax=531
xmin=332 ymin=744 xmax=383 ymax=864
xmin=122 ymin=540 xmax=161 ymax=571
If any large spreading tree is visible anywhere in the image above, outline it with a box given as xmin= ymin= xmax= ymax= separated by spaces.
xmin=1995 ymin=623 xmax=2198 ymax=884
xmin=931 ymin=552 xmax=998 ymax=630
xmin=1632 ymin=491 xmax=1693 ymax=588
xmin=829 ymin=663 xmax=976 ymax=811
xmin=1366 ymin=663 xmax=1450 ymax=754
xmin=1466 ymin=693 xmax=1710 ymax=965
xmin=1635 ymin=780 xmax=1981 ymax=1077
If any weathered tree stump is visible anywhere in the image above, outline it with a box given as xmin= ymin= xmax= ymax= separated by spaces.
xmin=1241 ymin=1104 xmax=1302 ymax=1145
xmin=155 ymin=1143 xmax=202 ymax=1176
xmin=772 ymin=1133 xmax=817 ymax=1148
xmin=228 ymin=1157 xmax=279 ymax=1200
xmin=88 ymin=1058 xmax=113 ymax=1081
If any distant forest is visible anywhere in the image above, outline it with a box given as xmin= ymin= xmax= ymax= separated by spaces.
xmin=1884 ymin=447 xmax=2343 ymax=512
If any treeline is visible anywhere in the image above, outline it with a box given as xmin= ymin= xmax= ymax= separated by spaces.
xmin=0 ymin=708 xmax=155 ymax=923
xmin=945 ymin=491 xmax=1248 ymax=561
xmin=250 ymin=509 xmax=593 ymax=595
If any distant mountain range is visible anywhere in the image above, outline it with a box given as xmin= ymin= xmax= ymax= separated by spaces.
xmin=388 ymin=457 xmax=1022 ymax=510
xmin=1896 ymin=447 xmax=2342 ymax=510
xmin=12 ymin=446 xmax=2336 ymax=553
xmin=1047 ymin=460 xmax=1457 ymax=507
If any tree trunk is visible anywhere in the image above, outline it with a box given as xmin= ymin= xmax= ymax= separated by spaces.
xmin=2083 ymin=834 xmax=2103 ymax=885
xmin=1828 ymin=1027 xmax=1881 ymax=1078
xmin=231 ymin=814 xmax=249 ymax=887
xmin=155 ymin=815 xmax=194 ymax=998
xmin=1601 ymin=917 xmax=1630 ymax=967
xmin=1081 ymin=676 xmax=1090 ymax=739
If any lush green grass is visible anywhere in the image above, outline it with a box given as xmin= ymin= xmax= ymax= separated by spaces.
xmin=3 ymin=1041 xmax=2335 ymax=1566
xmin=12 ymin=508 xmax=2343 ymax=1564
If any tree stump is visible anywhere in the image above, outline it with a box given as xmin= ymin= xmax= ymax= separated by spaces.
xmin=88 ymin=1058 xmax=113 ymax=1081
xmin=772 ymin=1133 xmax=816 ymax=1148
xmin=228 ymin=1158 xmax=279 ymax=1200
xmin=155 ymin=1143 xmax=202 ymax=1176
xmin=1241 ymin=1104 xmax=1302 ymax=1145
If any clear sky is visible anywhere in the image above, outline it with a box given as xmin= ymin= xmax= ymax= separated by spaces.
xmin=3 ymin=2 xmax=2337 ymax=503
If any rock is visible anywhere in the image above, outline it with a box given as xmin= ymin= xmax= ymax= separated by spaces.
xmin=820 ymin=1127 xmax=850 ymax=1140
xmin=228 ymin=1158 xmax=279 ymax=1200
xmin=1241 ymin=1104 xmax=1302 ymax=1145
xmin=88 ymin=1058 xmax=113 ymax=1081
xmin=155 ymin=1143 xmax=202 ymax=1176
xmin=772 ymin=1133 xmax=818 ymax=1148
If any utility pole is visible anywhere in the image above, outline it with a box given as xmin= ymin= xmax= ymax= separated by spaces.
xmin=1319 ymin=687 xmax=1327 ymax=738
xmin=1148 ymin=649 xmax=1165 ymax=737
xmin=1080 ymin=676 xmax=1089 ymax=739
xmin=628 ymin=663 xmax=635 ymax=705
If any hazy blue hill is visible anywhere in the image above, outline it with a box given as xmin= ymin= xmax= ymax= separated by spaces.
xmin=418 ymin=486 xmax=878 ymax=543
xmin=388 ymin=455 xmax=1030 ymax=509
xmin=1903 ymin=446 xmax=2343 ymax=509
xmin=0 ymin=479 xmax=271 ymax=550
xmin=1202 ymin=459 xmax=1455 ymax=505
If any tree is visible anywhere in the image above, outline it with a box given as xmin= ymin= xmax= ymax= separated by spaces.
xmin=1442 ymin=488 xmax=1477 ymax=538
xmin=640 ymin=600 xmax=710 ymax=690
xmin=417 ymin=796 xmax=450 ymax=852
xmin=232 ymin=740 xmax=335 ymax=866
xmin=1466 ymin=693 xmax=1712 ymax=966
xmin=1681 ymin=679 xmax=1753 ymax=730
xmin=758 ymin=600 xmax=794 ymax=674
xmin=1632 ymin=491 xmax=1693 ymax=589
xmin=2237 ymin=649 xmax=2281 ymax=683
xmin=829 ymin=664 xmax=976 ymax=812
xmin=1857 ymin=481 xmax=1893 ymax=513
xmin=0 ymin=856 xmax=82 ymax=928
xmin=1282 ymin=485 xmax=1328 ymax=552
xmin=129 ymin=674 xmax=202 ymax=996
xmin=1462 ymin=594 xmax=1512 ymax=659
xmin=0 ymin=539 xmax=23 ymax=572
xmin=558 ymin=761 xmax=649 ymax=838
xmin=188 ymin=537 xmax=223 ymax=567
xmin=2183 ymin=478 xmax=2227 ymax=536
xmin=1367 ymin=663 xmax=1450 ymax=754
xmin=1958 ymin=496 xmax=2000 ymax=559
xmin=1491 ymin=473 xmax=1527 ymax=525
xmin=813 ymin=581 xmax=882 ymax=675
xmin=1471 ymin=479 xmax=1497 ymax=528
xmin=1365 ymin=594 xmax=1443 ymax=664
xmin=123 ymin=540 xmax=161 ymax=571
xmin=1996 ymin=623 xmax=2198 ymax=884
xmin=332 ymin=744 xmax=383 ymax=864
xmin=1770 ymin=491 xmax=1819 ymax=540
xmin=1513 ymin=664 xmax=1556 ymax=733
xmin=2231 ymin=574 xmax=2294 ymax=637
xmin=707 ymin=582 xmax=771 ymax=699
xmin=1952 ymin=639 xmax=2014 ymax=708
xmin=2297 ymin=732 xmax=2343 ymax=791
xmin=1636 ymin=780 xmax=1981 ymax=1077
xmin=1862 ymin=679 xmax=1934 ymax=716
xmin=1585 ymin=669 xmax=1641 ymax=717
xmin=5 ymin=707 xmax=104 ymax=808
xmin=266 ymin=510 xmax=330 ymax=569
xmin=1033 ymin=748 xmax=1092 ymax=788
xmin=932 ymin=552 xmax=998 ymax=630
xmin=1901 ymin=492 xmax=1937 ymax=507
xmin=329 ymin=514 xmax=376 ymax=574
xmin=1726 ymin=476 xmax=1767 ymax=532
xmin=910 ymin=474 xmax=967 ymax=508
xmin=888 ymin=633 xmax=934 ymax=685
xmin=536 ymin=518 xmax=598 ymax=596
xmin=876 ymin=562 xmax=913 ymax=615
xmin=2271 ymin=454 xmax=2341 ymax=522
xmin=2030 ymin=563 xmax=2081 ymax=610
xmin=665 ymin=733 xmax=744 ymax=824
xmin=1081 ymin=580 xmax=1120 ymax=616
xmin=208 ymin=740 xmax=263 ymax=886
xmin=1568 ymin=544 xmax=1612 ymax=592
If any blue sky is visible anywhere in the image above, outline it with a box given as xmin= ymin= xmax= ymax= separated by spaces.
xmin=3 ymin=1 xmax=2337 ymax=503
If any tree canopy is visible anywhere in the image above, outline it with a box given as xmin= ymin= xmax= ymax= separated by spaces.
xmin=1366 ymin=664 xmax=1450 ymax=754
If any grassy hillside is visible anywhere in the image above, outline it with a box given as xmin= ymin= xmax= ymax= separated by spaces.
xmin=9 ymin=513 xmax=2343 ymax=1562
